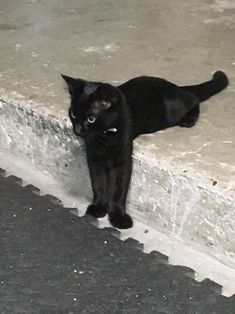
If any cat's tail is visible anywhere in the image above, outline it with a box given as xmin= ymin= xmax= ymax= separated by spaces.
xmin=180 ymin=71 xmax=229 ymax=102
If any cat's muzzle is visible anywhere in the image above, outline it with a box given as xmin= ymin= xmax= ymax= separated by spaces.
xmin=73 ymin=124 xmax=84 ymax=137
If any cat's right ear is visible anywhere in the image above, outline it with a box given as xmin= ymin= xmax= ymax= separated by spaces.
xmin=61 ymin=74 xmax=86 ymax=97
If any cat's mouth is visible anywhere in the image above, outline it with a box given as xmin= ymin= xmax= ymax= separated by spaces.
xmin=73 ymin=124 xmax=84 ymax=137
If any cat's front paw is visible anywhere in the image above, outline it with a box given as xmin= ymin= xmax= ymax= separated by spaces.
xmin=179 ymin=115 xmax=198 ymax=128
xmin=178 ymin=119 xmax=197 ymax=128
xmin=109 ymin=212 xmax=133 ymax=229
xmin=86 ymin=204 xmax=107 ymax=218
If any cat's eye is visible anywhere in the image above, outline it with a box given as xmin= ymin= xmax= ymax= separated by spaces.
xmin=102 ymin=101 xmax=111 ymax=109
xmin=70 ymin=111 xmax=76 ymax=119
xmin=87 ymin=116 xmax=96 ymax=124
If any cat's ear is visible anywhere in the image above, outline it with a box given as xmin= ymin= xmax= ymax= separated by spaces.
xmin=61 ymin=74 xmax=86 ymax=96
xmin=84 ymin=83 xmax=99 ymax=96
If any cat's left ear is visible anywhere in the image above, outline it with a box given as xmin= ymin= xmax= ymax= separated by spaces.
xmin=61 ymin=74 xmax=86 ymax=96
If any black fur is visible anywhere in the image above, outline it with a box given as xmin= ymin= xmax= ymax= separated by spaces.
xmin=62 ymin=71 xmax=228 ymax=229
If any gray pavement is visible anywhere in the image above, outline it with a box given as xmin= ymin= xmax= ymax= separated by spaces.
xmin=0 ymin=171 xmax=235 ymax=313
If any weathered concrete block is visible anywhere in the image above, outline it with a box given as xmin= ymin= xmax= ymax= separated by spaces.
xmin=0 ymin=94 xmax=234 ymax=267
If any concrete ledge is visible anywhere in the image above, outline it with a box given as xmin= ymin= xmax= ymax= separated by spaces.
xmin=0 ymin=88 xmax=90 ymax=200
xmin=131 ymin=145 xmax=235 ymax=259
xmin=0 ymin=89 xmax=234 ymax=271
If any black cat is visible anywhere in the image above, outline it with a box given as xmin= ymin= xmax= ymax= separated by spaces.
xmin=62 ymin=71 xmax=228 ymax=229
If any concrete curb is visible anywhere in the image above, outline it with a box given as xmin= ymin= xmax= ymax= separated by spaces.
xmin=0 ymin=90 xmax=234 ymax=294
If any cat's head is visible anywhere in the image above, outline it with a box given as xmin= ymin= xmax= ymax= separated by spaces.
xmin=62 ymin=75 xmax=125 ymax=138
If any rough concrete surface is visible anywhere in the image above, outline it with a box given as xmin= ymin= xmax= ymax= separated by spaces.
xmin=0 ymin=0 xmax=235 ymax=295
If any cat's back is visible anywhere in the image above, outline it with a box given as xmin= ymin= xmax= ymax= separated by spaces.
xmin=118 ymin=75 xmax=176 ymax=107
xmin=118 ymin=76 xmax=176 ymax=136
xmin=118 ymin=75 xmax=171 ymax=96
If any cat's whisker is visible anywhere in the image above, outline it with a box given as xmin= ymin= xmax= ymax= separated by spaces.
xmin=94 ymin=134 xmax=108 ymax=150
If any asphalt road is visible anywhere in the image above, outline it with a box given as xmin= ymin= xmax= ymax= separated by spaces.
xmin=0 ymin=171 xmax=234 ymax=314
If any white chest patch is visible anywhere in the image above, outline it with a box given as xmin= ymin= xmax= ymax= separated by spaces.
xmin=103 ymin=128 xmax=118 ymax=134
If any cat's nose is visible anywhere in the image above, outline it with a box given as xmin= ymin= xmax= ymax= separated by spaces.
xmin=73 ymin=124 xmax=83 ymax=136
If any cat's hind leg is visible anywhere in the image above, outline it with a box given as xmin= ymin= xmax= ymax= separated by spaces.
xmin=164 ymin=87 xmax=199 ymax=127
xmin=179 ymin=104 xmax=200 ymax=128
